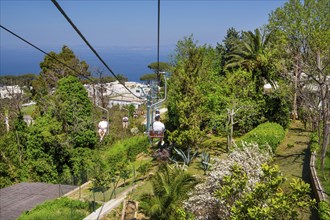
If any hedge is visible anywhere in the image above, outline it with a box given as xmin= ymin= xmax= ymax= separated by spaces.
xmin=239 ymin=122 xmax=285 ymax=152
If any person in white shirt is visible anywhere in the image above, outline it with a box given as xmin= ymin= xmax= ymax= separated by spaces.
xmin=152 ymin=115 xmax=165 ymax=146
xmin=122 ymin=116 xmax=129 ymax=129
xmin=98 ymin=117 xmax=109 ymax=141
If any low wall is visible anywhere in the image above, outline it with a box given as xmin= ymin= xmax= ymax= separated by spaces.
xmin=310 ymin=152 xmax=327 ymax=202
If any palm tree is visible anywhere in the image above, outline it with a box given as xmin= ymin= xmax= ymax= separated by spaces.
xmin=225 ymin=28 xmax=274 ymax=84
xmin=139 ymin=165 xmax=197 ymax=220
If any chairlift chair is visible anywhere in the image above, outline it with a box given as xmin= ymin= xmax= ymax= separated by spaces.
xmin=148 ymin=129 xmax=165 ymax=146
xmin=149 ymin=130 xmax=164 ymax=139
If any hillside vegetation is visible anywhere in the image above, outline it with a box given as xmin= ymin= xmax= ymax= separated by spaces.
xmin=1 ymin=0 xmax=329 ymax=219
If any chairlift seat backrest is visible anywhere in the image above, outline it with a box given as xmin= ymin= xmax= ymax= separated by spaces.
xmin=149 ymin=130 xmax=164 ymax=138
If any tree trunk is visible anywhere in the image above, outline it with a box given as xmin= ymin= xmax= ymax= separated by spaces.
xmin=227 ymin=109 xmax=234 ymax=151
xmin=316 ymin=51 xmax=330 ymax=176
xmin=292 ymin=53 xmax=299 ymax=120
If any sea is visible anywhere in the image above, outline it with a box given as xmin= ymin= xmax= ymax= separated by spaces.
xmin=0 ymin=46 xmax=173 ymax=82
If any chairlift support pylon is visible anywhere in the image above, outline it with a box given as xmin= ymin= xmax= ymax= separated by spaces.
xmin=147 ymin=74 xmax=167 ymax=139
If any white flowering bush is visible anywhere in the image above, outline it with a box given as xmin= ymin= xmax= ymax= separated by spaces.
xmin=184 ymin=142 xmax=273 ymax=219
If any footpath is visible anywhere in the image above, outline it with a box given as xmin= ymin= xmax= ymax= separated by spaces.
xmin=83 ymin=183 xmax=141 ymax=220
xmin=274 ymin=120 xmax=311 ymax=183
xmin=273 ymin=120 xmax=318 ymax=219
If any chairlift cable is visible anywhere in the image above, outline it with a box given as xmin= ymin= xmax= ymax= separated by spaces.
xmin=0 ymin=24 xmax=96 ymax=84
xmin=51 ymin=0 xmax=142 ymax=100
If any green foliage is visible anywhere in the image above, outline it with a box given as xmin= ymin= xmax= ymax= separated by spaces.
xmin=175 ymin=208 xmax=196 ymax=220
xmin=39 ymin=45 xmax=90 ymax=88
xmin=230 ymin=165 xmax=316 ymax=219
xmin=172 ymin=147 xmax=198 ymax=166
xmin=103 ymin=135 xmax=149 ymax=171
xmin=55 ymin=76 xmax=97 ymax=148
xmin=222 ymin=27 xmax=241 ymax=55
xmin=137 ymin=161 xmax=153 ymax=177
xmin=21 ymin=75 xmax=97 ymax=183
xmin=17 ymin=197 xmax=95 ymax=220
xmin=167 ymin=35 xmax=217 ymax=149
xmin=119 ymin=166 xmax=131 ymax=183
xmin=0 ymin=132 xmax=26 ymax=188
xmin=26 ymin=114 xmax=68 ymax=178
xmin=147 ymin=62 xmax=171 ymax=73
xmin=319 ymin=201 xmax=330 ymax=220
xmin=226 ymin=28 xmax=275 ymax=80
xmin=0 ymin=74 xmax=37 ymax=86
xmin=139 ymin=165 xmax=197 ymax=220
xmin=214 ymin=163 xmax=249 ymax=209
xmin=27 ymin=158 xmax=58 ymax=183
xmin=310 ymin=132 xmax=320 ymax=153
xmin=218 ymin=69 xmax=264 ymax=135
xmin=200 ymin=150 xmax=211 ymax=175
xmin=140 ymin=73 xmax=158 ymax=83
xmin=70 ymin=147 xmax=95 ymax=185
xmin=127 ymin=104 xmax=136 ymax=118
xmin=239 ymin=122 xmax=285 ymax=151
xmin=262 ymin=81 xmax=292 ymax=129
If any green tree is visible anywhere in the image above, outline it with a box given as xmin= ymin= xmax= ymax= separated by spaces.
xmin=0 ymin=132 xmax=26 ymax=188
xmin=226 ymin=28 xmax=277 ymax=91
xmin=39 ymin=45 xmax=90 ymax=88
xmin=26 ymin=114 xmax=64 ymax=182
xmin=54 ymin=76 xmax=97 ymax=148
xmin=215 ymin=27 xmax=241 ymax=74
xmin=268 ymin=0 xmax=330 ymax=174
xmin=147 ymin=61 xmax=171 ymax=83
xmin=222 ymin=27 xmax=241 ymax=55
xmin=0 ymin=74 xmax=37 ymax=87
xmin=70 ymin=147 xmax=96 ymax=185
xmin=147 ymin=61 xmax=171 ymax=73
xmin=167 ymin=36 xmax=218 ymax=149
xmin=139 ymin=73 xmax=157 ymax=84
xmin=140 ymin=165 xmax=197 ymax=220
xmin=268 ymin=0 xmax=307 ymax=120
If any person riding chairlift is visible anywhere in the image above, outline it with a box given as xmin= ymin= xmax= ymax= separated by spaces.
xmin=122 ymin=115 xmax=129 ymax=129
xmin=152 ymin=115 xmax=165 ymax=147
xmin=98 ymin=116 xmax=109 ymax=141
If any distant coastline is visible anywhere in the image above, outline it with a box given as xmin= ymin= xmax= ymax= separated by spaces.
xmin=0 ymin=46 xmax=172 ymax=82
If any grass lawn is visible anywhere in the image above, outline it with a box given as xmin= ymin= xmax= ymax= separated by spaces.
xmin=273 ymin=120 xmax=316 ymax=219
xmin=274 ymin=120 xmax=311 ymax=189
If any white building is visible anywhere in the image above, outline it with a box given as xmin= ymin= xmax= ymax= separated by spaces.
xmin=84 ymin=81 xmax=150 ymax=109
xmin=0 ymin=85 xmax=24 ymax=99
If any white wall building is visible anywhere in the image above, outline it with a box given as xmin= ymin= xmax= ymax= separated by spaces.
xmin=0 ymin=85 xmax=24 ymax=99
xmin=84 ymin=81 xmax=150 ymax=109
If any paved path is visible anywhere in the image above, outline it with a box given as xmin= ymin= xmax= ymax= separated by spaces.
xmin=0 ymin=182 xmax=77 ymax=220
xmin=83 ymin=183 xmax=141 ymax=220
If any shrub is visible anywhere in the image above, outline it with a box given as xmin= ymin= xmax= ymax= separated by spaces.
xmin=104 ymin=135 xmax=149 ymax=170
xmin=239 ymin=122 xmax=285 ymax=152
xmin=319 ymin=201 xmax=330 ymax=220
xmin=184 ymin=142 xmax=273 ymax=219
xmin=126 ymin=136 xmax=149 ymax=161
xmin=184 ymin=142 xmax=315 ymax=219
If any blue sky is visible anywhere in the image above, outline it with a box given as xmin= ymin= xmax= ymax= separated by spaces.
xmin=0 ymin=0 xmax=287 ymax=79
